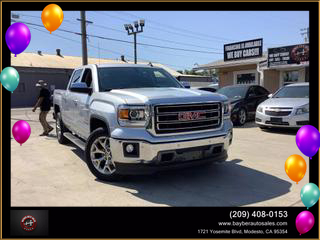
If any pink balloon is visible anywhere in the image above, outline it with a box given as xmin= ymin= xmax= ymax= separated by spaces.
xmin=12 ymin=120 xmax=31 ymax=145
xmin=296 ymin=211 xmax=315 ymax=235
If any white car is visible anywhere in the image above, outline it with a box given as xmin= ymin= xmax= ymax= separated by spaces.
xmin=255 ymin=82 xmax=309 ymax=129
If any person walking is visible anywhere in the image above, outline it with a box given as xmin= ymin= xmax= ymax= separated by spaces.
xmin=32 ymin=80 xmax=54 ymax=136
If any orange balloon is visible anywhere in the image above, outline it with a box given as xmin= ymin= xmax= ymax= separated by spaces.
xmin=41 ymin=4 xmax=64 ymax=34
xmin=285 ymin=154 xmax=307 ymax=184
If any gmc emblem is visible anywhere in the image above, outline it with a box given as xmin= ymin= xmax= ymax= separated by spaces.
xmin=178 ymin=111 xmax=206 ymax=121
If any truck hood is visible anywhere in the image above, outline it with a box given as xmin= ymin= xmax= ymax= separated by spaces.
xmin=107 ymin=87 xmax=228 ymax=105
xmin=259 ymin=97 xmax=309 ymax=108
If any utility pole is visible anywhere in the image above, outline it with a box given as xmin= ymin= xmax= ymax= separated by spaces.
xmin=300 ymin=27 xmax=309 ymax=43
xmin=124 ymin=20 xmax=145 ymax=64
xmin=134 ymin=33 xmax=137 ymax=64
xmin=77 ymin=11 xmax=93 ymax=65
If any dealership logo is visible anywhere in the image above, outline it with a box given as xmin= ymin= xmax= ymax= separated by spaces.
xmin=178 ymin=111 xmax=206 ymax=121
xmin=20 ymin=215 xmax=37 ymax=231
xmin=291 ymin=44 xmax=309 ymax=63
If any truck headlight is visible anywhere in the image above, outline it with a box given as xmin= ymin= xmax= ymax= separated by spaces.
xmin=257 ymin=106 xmax=263 ymax=113
xmin=295 ymin=104 xmax=309 ymax=115
xmin=118 ymin=105 xmax=150 ymax=127
xmin=223 ymin=102 xmax=231 ymax=119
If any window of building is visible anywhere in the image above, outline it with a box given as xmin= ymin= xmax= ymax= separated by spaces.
xmin=283 ymin=70 xmax=299 ymax=85
xmin=236 ymin=73 xmax=256 ymax=84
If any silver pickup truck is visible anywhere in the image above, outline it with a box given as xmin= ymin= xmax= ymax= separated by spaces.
xmin=53 ymin=64 xmax=233 ymax=181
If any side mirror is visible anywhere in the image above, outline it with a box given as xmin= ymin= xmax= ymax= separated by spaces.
xmin=248 ymin=93 xmax=255 ymax=98
xmin=70 ymin=82 xmax=92 ymax=95
xmin=181 ymin=81 xmax=191 ymax=89
xmin=268 ymin=93 xmax=273 ymax=98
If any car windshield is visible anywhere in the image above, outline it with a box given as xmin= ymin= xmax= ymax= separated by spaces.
xmin=217 ymin=86 xmax=247 ymax=99
xmin=97 ymin=67 xmax=182 ymax=91
xmin=273 ymin=86 xmax=309 ymax=98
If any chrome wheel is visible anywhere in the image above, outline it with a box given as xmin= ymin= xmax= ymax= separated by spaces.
xmin=239 ymin=109 xmax=246 ymax=125
xmin=90 ymin=136 xmax=115 ymax=175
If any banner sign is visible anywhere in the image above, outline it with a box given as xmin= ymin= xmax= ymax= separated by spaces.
xmin=268 ymin=44 xmax=309 ymax=67
xmin=224 ymin=38 xmax=263 ymax=61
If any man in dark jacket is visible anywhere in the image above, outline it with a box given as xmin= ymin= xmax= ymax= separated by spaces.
xmin=32 ymin=80 xmax=54 ymax=136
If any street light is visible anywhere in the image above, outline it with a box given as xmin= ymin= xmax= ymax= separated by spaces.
xmin=124 ymin=19 xmax=145 ymax=64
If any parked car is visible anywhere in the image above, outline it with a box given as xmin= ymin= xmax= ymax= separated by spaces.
xmin=216 ymin=85 xmax=269 ymax=126
xmin=53 ymin=64 xmax=233 ymax=181
xmin=255 ymin=82 xmax=309 ymax=129
xmin=192 ymin=82 xmax=219 ymax=93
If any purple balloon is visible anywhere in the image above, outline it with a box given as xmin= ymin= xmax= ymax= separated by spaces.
xmin=5 ymin=23 xmax=31 ymax=57
xmin=296 ymin=211 xmax=314 ymax=235
xmin=296 ymin=125 xmax=320 ymax=159
xmin=12 ymin=120 xmax=31 ymax=146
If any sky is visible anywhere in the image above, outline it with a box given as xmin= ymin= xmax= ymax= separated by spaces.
xmin=11 ymin=11 xmax=309 ymax=71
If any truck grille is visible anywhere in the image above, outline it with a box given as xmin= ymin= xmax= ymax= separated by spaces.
xmin=154 ymin=103 xmax=222 ymax=134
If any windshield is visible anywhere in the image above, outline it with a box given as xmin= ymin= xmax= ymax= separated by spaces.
xmin=273 ymin=86 xmax=309 ymax=98
xmin=97 ymin=67 xmax=182 ymax=91
xmin=217 ymin=86 xmax=247 ymax=99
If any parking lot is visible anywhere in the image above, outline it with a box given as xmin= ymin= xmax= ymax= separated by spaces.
xmin=11 ymin=108 xmax=308 ymax=206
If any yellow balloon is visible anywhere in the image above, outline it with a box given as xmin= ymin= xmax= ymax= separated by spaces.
xmin=41 ymin=4 xmax=64 ymax=34
xmin=284 ymin=154 xmax=307 ymax=184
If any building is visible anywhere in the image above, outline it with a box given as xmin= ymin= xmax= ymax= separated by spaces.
xmin=194 ymin=42 xmax=309 ymax=93
xmin=11 ymin=50 xmax=211 ymax=108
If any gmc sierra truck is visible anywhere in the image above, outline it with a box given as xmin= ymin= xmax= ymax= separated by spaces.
xmin=53 ymin=64 xmax=233 ymax=181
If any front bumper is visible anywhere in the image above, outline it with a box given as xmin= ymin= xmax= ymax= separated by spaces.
xmin=114 ymin=150 xmax=228 ymax=175
xmin=109 ymin=120 xmax=233 ymax=171
xmin=255 ymin=111 xmax=309 ymax=128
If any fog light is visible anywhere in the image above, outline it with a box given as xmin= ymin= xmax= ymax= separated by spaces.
xmin=123 ymin=142 xmax=140 ymax=158
xmin=126 ymin=144 xmax=134 ymax=153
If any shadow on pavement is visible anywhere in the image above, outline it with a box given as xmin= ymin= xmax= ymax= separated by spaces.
xmin=71 ymin=147 xmax=87 ymax=164
xmin=95 ymin=159 xmax=292 ymax=206
xmin=233 ymin=121 xmax=257 ymax=129
xmin=260 ymin=127 xmax=298 ymax=136
xmin=11 ymin=118 xmax=56 ymax=124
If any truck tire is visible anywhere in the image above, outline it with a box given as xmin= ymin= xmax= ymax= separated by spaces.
xmin=56 ymin=112 xmax=70 ymax=144
xmin=85 ymin=127 xmax=121 ymax=181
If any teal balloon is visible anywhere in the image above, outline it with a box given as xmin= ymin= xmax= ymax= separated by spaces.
xmin=0 ymin=67 xmax=20 ymax=92
xmin=301 ymin=183 xmax=320 ymax=209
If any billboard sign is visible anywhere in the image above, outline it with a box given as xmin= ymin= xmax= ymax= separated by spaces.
xmin=268 ymin=44 xmax=309 ymax=67
xmin=224 ymin=38 xmax=263 ymax=61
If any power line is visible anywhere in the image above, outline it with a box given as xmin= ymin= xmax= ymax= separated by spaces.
xmin=14 ymin=12 xmax=80 ymax=26
xmin=15 ymin=12 xmax=223 ymax=51
xmin=23 ymin=24 xmax=190 ymax=70
xmin=115 ymin=11 xmax=237 ymax=42
xmin=89 ymin=21 xmax=222 ymax=51
xmin=106 ymin=11 xmax=290 ymax=47
xmin=12 ymin=19 xmax=223 ymax=55
xmin=93 ymin=11 xmax=229 ymax=44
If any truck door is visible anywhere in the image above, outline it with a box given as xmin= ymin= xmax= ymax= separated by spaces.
xmin=63 ymin=68 xmax=84 ymax=131
xmin=245 ymin=86 xmax=259 ymax=119
xmin=72 ymin=67 xmax=93 ymax=139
